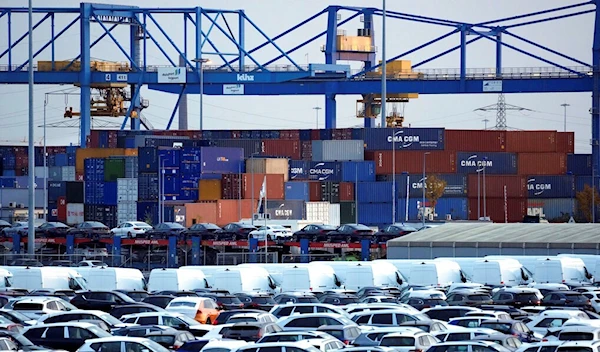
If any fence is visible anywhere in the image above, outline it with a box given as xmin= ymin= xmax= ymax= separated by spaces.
xmin=216 ymin=252 xmax=278 ymax=265
xmin=281 ymin=253 xmax=340 ymax=263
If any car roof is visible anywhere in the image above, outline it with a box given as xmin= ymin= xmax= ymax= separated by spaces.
xmin=14 ymin=297 xmax=61 ymax=303
xmin=85 ymin=336 xmax=152 ymax=344
xmin=558 ymin=341 xmax=600 ymax=348
xmin=382 ymin=331 xmax=428 ymax=337
xmin=26 ymin=322 xmax=99 ymax=329
xmin=121 ymin=312 xmax=182 ymax=318
xmin=169 ymin=297 xmax=211 ymax=302
xmin=433 ymin=341 xmax=502 ymax=347
xmin=40 ymin=310 xmax=107 ymax=319
xmin=351 ymin=308 xmax=421 ymax=316
xmin=559 ymin=326 xmax=600 ymax=333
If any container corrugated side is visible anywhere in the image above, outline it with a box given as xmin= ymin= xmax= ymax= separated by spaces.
xmin=357 ymin=182 xmax=395 ymax=203
xmin=456 ymin=152 xmax=518 ymax=174
xmin=340 ymin=161 xmax=376 ymax=182
xmin=200 ymin=147 xmax=244 ymax=174
xmin=358 ymin=202 xmax=393 ymax=225
xmin=506 ymin=131 xmax=557 ymax=153
xmin=76 ymin=148 xmax=136 ymax=174
xmin=117 ymin=178 xmax=138 ymax=202
xmin=340 ymin=201 xmax=357 ymax=224
xmin=246 ymin=158 xmax=289 ymax=182
xmin=403 ymin=198 xmax=469 ymax=221
xmin=468 ymin=198 xmax=526 ymax=222
xmin=184 ymin=202 xmax=218 ymax=227
xmin=305 ymin=201 xmax=332 ymax=223
xmin=363 ymin=128 xmax=445 ymax=151
xmin=567 ymin=154 xmax=592 ymax=175
xmin=526 ymin=175 xmax=575 ymax=198
xmin=445 ymin=130 xmax=506 ymax=152
xmin=261 ymin=140 xmax=301 ymax=160
xmin=467 ymin=175 xmax=527 ymax=198
xmin=518 ymin=153 xmax=566 ymax=175
xmin=211 ymin=139 xmax=262 ymax=158
xmin=307 ymin=162 xmax=342 ymax=182
xmin=312 ymin=140 xmax=365 ymax=161
xmin=366 ymin=151 xmax=456 ymax=174
xmin=289 ymin=160 xmax=309 ymax=181
xmin=575 ymin=176 xmax=600 ymax=192
xmin=383 ymin=173 xmax=467 ymax=198
xmin=240 ymin=173 xmax=285 ymax=200
xmin=199 ymin=179 xmax=222 ymax=201
xmin=284 ymin=182 xmax=310 ymax=201
xmin=527 ymin=198 xmax=574 ymax=221
xmin=266 ymin=200 xmax=305 ymax=220
xmin=557 ymin=132 xmax=575 ymax=153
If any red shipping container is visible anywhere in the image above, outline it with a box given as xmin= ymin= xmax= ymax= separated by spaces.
xmin=309 ymin=181 xmax=322 ymax=201
xmin=216 ymin=199 xmax=257 ymax=227
xmin=506 ymin=131 xmax=557 ymax=153
xmin=241 ymin=173 xmax=285 ymax=200
xmin=445 ymin=130 xmax=506 ymax=152
xmin=57 ymin=196 xmax=67 ymax=222
xmin=332 ymin=128 xmax=352 ymax=140
xmin=340 ymin=182 xmax=355 ymax=201
xmin=15 ymin=156 xmax=28 ymax=169
xmin=311 ymin=129 xmax=320 ymax=140
xmin=76 ymin=173 xmax=84 ymax=181
xmin=467 ymin=175 xmax=527 ymax=198
xmin=557 ymin=132 xmax=575 ymax=154
xmin=468 ymin=198 xmax=526 ymax=223
xmin=301 ymin=141 xmax=312 ymax=160
xmin=518 ymin=153 xmax=567 ymax=175
xmin=365 ymin=150 xmax=456 ymax=174
xmin=261 ymin=140 xmax=301 ymax=159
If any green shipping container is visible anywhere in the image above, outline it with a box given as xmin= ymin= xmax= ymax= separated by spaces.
xmin=104 ymin=158 xmax=125 ymax=182
xmin=340 ymin=201 xmax=357 ymax=224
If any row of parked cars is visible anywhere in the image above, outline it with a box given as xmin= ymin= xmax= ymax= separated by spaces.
xmin=0 ymin=220 xmax=417 ymax=243
xmin=0 ymin=281 xmax=600 ymax=352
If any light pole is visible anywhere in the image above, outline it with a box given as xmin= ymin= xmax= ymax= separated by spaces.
xmin=380 ymin=0 xmax=387 ymax=129
xmin=482 ymin=119 xmax=489 ymax=130
xmin=27 ymin=0 xmax=35 ymax=254
xmin=250 ymin=152 xmax=259 ymax=226
xmin=392 ymin=123 xmax=396 ymax=223
xmin=402 ymin=172 xmax=409 ymax=223
xmin=561 ymin=103 xmax=570 ymax=132
xmin=192 ymin=58 xmax=210 ymax=130
xmin=422 ymin=152 xmax=430 ymax=228
xmin=313 ymin=107 xmax=322 ymax=129
xmin=43 ymin=94 xmax=48 ymax=221
xmin=477 ymin=169 xmax=481 ymax=220
xmin=483 ymin=157 xmax=488 ymax=220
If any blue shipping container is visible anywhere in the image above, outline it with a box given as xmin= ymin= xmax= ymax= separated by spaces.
xmin=284 ymin=182 xmax=310 ymax=201
xmin=381 ymin=173 xmax=468 ymax=198
xmin=567 ymin=154 xmax=592 ymax=176
xmin=308 ymin=162 xmax=342 ymax=182
xmin=363 ymin=128 xmax=445 ymax=151
xmin=289 ymin=160 xmax=309 ymax=180
xmin=54 ymin=153 xmax=68 ymax=167
xmin=340 ymin=161 xmax=376 ymax=182
xmin=137 ymin=202 xmax=175 ymax=225
xmin=211 ymin=140 xmax=262 ymax=159
xmin=527 ymin=175 xmax=575 ymax=198
xmin=164 ymin=175 xmax=181 ymax=196
xmin=527 ymin=198 xmax=574 ymax=221
xmin=48 ymin=181 xmax=66 ymax=201
xmin=159 ymin=149 xmax=181 ymax=168
xmin=103 ymin=182 xmax=118 ymax=205
xmin=357 ymin=182 xmax=395 ymax=203
xmin=138 ymin=147 xmax=159 ymax=173
xmin=200 ymin=147 xmax=244 ymax=174
xmin=357 ymin=202 xmax=393 ymax=225
xmin=0 ymin=177 xmax=16 ymax=188
xmin=456 ymin=152 xmax=518 ymax=174
xmin=266 ymin=200 xmax=305 ymax=220
xmin=180 ymin=189 xmax=199 ymax=201
xmin=575 ymin=176 xmax=600 ymax=193
xmin=2 ymin=170 xmax=15 ymax=177
xmin=402 ymin=198 xmax=469 ymax=221
xmin=138 ymin=173 xmax=159 ymax=201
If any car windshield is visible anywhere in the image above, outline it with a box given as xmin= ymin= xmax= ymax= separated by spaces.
xmin=148 ymin=335 xmax=175 ymax=345
xmin=86 ymin=222 xmax=105 ymax=227
xmin=271 ymin=225 xmax=286 ymax=229
xmin=169 ymin=301 xmax=197 ymax=308
xmin=353 ymin=225 xmax=371 ymax=230
xmin=140 ymin=339 xmax=171 ymax=352
xmin=252 ymin=297 xmax=275 ymax=304
xmin=480 ymin=323 xmax=512 ymax=334
xmin=219 ymin=297 xmax=242 ymax=304
xmin=13 ymin=303 xmax=43 ymax=311
xmin=559 ymin=348 xmax=593 ymax=352
xmin=3 ymin=310 xmax=31 ymax=322
xmin=175 ymin=314 xmax=201 ymax=326
xmin=99 ymin=313 xmax=124 ymax=326
xmin=338 ymin=297 xmax=360 ymax=304
xmin=515 ymin=293 xmax=539 ymax=301
xmin=133 ymin=222 xmax=150 ymax=227
xmin=380 ymin=337 xmax=416 ymax=347
xmin=228 ymin=317 xmax=257 ymax=323
xmin=468 ymin=295 xmax=491 ymax=301
xmin=564 ymin=294 xmax=587 ymax=302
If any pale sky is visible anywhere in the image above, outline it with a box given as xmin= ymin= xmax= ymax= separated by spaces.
xmin=0 ymin=0 xmax=594 ymax=153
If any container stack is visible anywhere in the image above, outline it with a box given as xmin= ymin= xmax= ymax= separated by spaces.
xmin=47 ymin=181 xmax=84 ymax=224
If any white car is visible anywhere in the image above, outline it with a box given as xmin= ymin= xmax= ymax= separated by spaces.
xmin=77 ymin=260 xmax=108 ymax=267
xmin=379 ymin=330 xmax=439 ymax=352
xmin=305 ymin=337 xmax=345 ymax=352
xmin=111 ymin=222 xmax=153 ymax=238
xmin=249 ymin=225 xmax=293 ymax=241
xmin=77 ymin=336 xmax=169 ymax=352
xmin=75 ymin=246 xmax=108 ymax=258
xmin=582 ymin=291 xmax=600 ymax=313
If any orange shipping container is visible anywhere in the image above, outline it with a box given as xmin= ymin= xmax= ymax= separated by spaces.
xmin=198 ymin=180 xmax=222 ymax=201
xmin=216 ymin=199 xmax=257 ymax=227
xmin=242 ymin=173 xmax=285 ymax=200
xmin=75 ymin=148 xmax=138 ymax=173
xmin=365 ymin=150 xmax=456 ymax=174
xmin=505 ymin=131 xmax=557 ymax=153
xmin=518 ymin=153 xmax=567 ymax=175
xmin=184 ymin=202 xmax=218 ymax=227
xmin=467 ymin=175 xmax=527 ymax=198
xmin=445 ymin=130 xmax=506 ymax=152
xmin=557 ymin=132 xmax=575 ymax=154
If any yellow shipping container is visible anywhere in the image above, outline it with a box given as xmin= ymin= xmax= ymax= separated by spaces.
xmin=198 ymin=180 xmax=222 ymax=201
xmin=75 ymin=148 xmax=138 ymax=173
xmin=37 ymin=60 xmax=81 ymax=72
xmin=336 ymin=35 xmax=373 ymax=52
xmin=245 ymin=158 xmax=290 ymax=182
xmin=378 ymin=60 xmax=412 ymax=74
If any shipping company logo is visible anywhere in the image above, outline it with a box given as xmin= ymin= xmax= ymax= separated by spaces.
xmin=275 ymin=203 xmax=293 ymax=217
xmin=290 ymin=167 xmax=304 ymax=179
xmin=527 ymin=178 xmax=551 ymax=196
xmin=216 ymin=156 xmax=229 ymax=162
xmin=310 ymin=162 xmax=335 ymax=181
xmin=387 ymin=130 xmax=420 ymax=148
xmin=411 ymin=177 xmax=428 ymax=190
xmin=237 ymin=73 xmax=255 ymax=81
xmin=461 ymin=154 xmax=493 ymax=169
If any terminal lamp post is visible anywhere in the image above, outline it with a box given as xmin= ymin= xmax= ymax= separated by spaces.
xmin=192 ymin=58 xmax=211 ymax=130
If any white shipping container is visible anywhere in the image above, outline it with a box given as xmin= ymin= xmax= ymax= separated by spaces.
xmin=61 ymin=166 xmax=76 ymax=181
xmin=305 ymin=201 xmax=331 ymax=222
xmin=312 ymin=140 xmax=364 ymax=162
xmin=328 ymin=203 xmax=340 ymax=226
xmin=117 ymin=178 xmax=138 ymax=202
xmin=117 ymin=202 xmax=137 ymax=224
xmin=66 ymin=203 xmax=84 ymax=224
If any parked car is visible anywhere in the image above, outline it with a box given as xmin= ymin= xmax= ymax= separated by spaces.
xmin=195 ymin=293 xmax=245 ymax=310
xmin=146 ymin=223 xmax=187 ymax=239
xmin=273 ymin=293 xmax=320 ymax=305
xmin=36 ymin=310 xmax=126 ymax=330
xmin=142 ymin=295 xmax=176 ymax=309
xmin=115 ymin=290 xmax=149 ymax=302
xmin=319 ymin=294 xmax=360 ymax=306
xmin=70 ymin=291 xmax=137 ymax=312
xmin=473 ymin=334 xmax=523 ymax=351
xmin=373 ymin=224 xmax=418 ymax=243
xmin=215 ymin=222 xmax=257 ymax=241
xmin=316 ymin=325 xmax=362 ymax=344
xmin=77 ymin=336 xmax=170 ymax=352
xmin=249 ymin=225 xmax=293 ymax=241
xmin=22 ymin=322 xmax=111 ymax=352
xmin=112 ymin=325 xmax=178 ymax=338
xmin=221 ymin=322 xmax=283 ymax=341
xmin=225 ymin=312 xmax=277 ymax=325
xmin=2 ymin=221 xmax=42 ymax=237
xmin=492 ymin=288 xmax=541 ymax=308
xmin=235 ymin=293 xmax=276 ymax=311
xmin=109 ymin=303 xmax=163 ymax=319
xmin=446 ymin=290 xmax=494 ymax=307
xmin=183 ymin=223 xmax=221 ymax=240
xmin=541 ymin=291 xmax=592 ymax=310
xmin=77 ymin=260 xmax=107 ymax=267
xmin=69 ymin=221 xmax=110 ymax=239
xmin=0 ymin=221 xmax=11 ymax=232
xmin=35 ymin=222 xmax=70 ymax=237
xmin=293 ymin=224 xmax=338 ymax=242
xmin=74 ymin=246 xmax=108 ymax=259
xmin=8 ymin=258 xmax=42 ymax=267
xmin=165 ymin=297 xmax=221 ymax=324
xmin=111 ymin=221 xmax=153 ymax=239
xmin=210 ymin=309 xmax=264 ymax=325
xmin=119 ymin=312 xmax=213 ymax=337
xmin=325 ymin=224 xmax=374 ymax=243
xmin=479 ymin=319 xmax=539 ymax=342
xmin=146 ymin=330 xmax=195 ymax=349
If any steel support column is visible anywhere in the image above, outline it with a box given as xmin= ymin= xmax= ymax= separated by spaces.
xmin=460 ymin=25 xmax=467 ymax=92
xmin=593 ymin=3 xmax=600 ymax=184
xmin=325 ymin=92 xmax=336 ymax=129
xmin=130 ymin=17 xmax=141 ymax=130
xmin=239 ymin=10 xmax=245 ymax=70
xmin=364 ymin=9 xmax=375 ymax=128
xmin=496 ymin=30 xmax=502 ymax=77
xmin=324 ymin=6 xmax=338 ymax=65
xmin=79 ymin=3 xmax=92 ymax=146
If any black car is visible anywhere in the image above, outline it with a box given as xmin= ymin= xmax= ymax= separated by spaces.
xmin=8 ymin=258 xmax=42 ymax=267
xmin=406 ymin=297 xmax=449 ymax=310
xmin=142 ymin=295 xmax=176 ymax=309
xmin=196 ymin=293 xmax=244 ymax=310
xmin=23 ymin=322 xmax=111 ymax=352
xmin=293 ymin=224 xmax=338 ymax=242
xmin=215 ymin=222 xmax=257 ymax=241
xmin=221 ymin=322 xmax=282 ymax=342
xmin=373 ymin=224 xmax=418 ymax=243
xmin=541 ymin=290 xmax=592 ymax=310
xmin=36 ymin=222 xmax=70 ymax=238
xmin=69 ymin=221 xmax=111 ymax=239
xmin=47 ymin=260 xmax=73 ymax=267
xmin=115 ymin=290 xmax=149 ymax=302
xmin=183 ymin=223 xmax=221 ymax=240
xmin=0 ymin=330 xmax=50 ymax=351
xmin=492 ymin=288 xmax=541 ymax=307
xmin=211 ymin=309 xmax=265 ymax=325
xmin=109 ymin=303 xmax=162 ymax=319
xmin=153 ymin=291 xmax=199 ymax=297
xmin=29 ymin=289 xmax=75 ymax=301
xmin=113 ymin=325 xmax=178 ymax=337
xmin=479 ymin=319 xmax=539 ymax=343
xmin=147 ymin=330 xmax=196 ymax=349
xmin=145 ymin=222 xmax=187 ymax=239
xmin=446 ymin=290 xmax=494 ymax=307
xmin=319 ymin=294 xmax=360 ymax=306
xmin=356 ymin=287 xmax=388 ymax=299
xmin=325 ymin=224 xmax=374 ymax=243
xmin=70 ymin=291 xmax=137 ymax=312
xmin=273 ymin=293 xmax=319 ymax=304
xmin=235 ymin=293 xmax=276 ymax=311
xmin=2 ymin=221 xmax=41 ymax=237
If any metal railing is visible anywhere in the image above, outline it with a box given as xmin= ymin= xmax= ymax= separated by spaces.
xmin=0 ymin=253 xmax=125 ymax=267
xmin=281 ymin=253 xmax=339 ymax=263
xmin=216 ymin=252 xmax=278 ymax=265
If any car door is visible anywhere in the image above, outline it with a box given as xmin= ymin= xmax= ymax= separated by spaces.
xmin=42 ymin=326 xmax=68 ymax=350
xmin=68 ymin=326 xmax=96 ymax=350
xmin=87 ymin=292 xmax=118 ymax=311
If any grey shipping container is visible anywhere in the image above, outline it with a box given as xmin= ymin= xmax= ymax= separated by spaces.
xmin=312 ymin=140 xmax=364 ymax=162
xmin=0 ymin=188 xmax=45 ymax=208
xmin=266 ymin=200 xmax=305 ymax=220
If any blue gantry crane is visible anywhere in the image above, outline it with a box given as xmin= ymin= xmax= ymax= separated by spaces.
xmin=0 ymin=2 xmax=598 ymax=177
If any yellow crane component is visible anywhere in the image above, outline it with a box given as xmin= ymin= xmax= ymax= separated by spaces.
xmin=38 ymin=60 xmax=130 ymax=72
xmin=64 ymin=87 xmax=140 ymax=118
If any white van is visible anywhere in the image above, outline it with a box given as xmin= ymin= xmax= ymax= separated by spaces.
xmin=367 ymin=260 xmax=409 ymax=290
xmin=392 ymin=260 xmax=466 ymax=288
xmin=7 ymin=267 xmax=87 ymax=291
xmin=76 ymin=267 xmax=146 ymax=291
xmin=238 ymin=263 xmax=302 ymax=286
xmin=281 ymin=264 xmax=341 ymax=292
xmin=434 ymin=258 xmax=483 ymax=280
xmin=471 ymin=258 xmax=533 ymax=286
xmin=533 ymin=257 xmax=592 ymax=285
xmin=212 ymin=267 xmax=278 ymax=293
xmin=558 ymin=255 xmax=600 ymax=283
xmin=179 ymin=265 xmax=238 ymax=288
xmin=312 ymin=261 xmax=407 ymax=291
xmin=147 ymin=268 xmax=209 ymax=292
xmin=0 ymin=268 xmax=13 ymax=288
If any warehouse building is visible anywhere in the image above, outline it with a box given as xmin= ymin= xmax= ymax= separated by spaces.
xmin=387 ymin=223 xmax=600 ymax=259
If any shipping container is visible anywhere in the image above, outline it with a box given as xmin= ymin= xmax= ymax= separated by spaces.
xmin=312 ymin=140 xmax=365 ymax=161
xmin=339 ymin=182 xmax=355 ymax=201
xmin=48 ymin=181 xmax=66 ymax=201
xmin=340 ymin=161 xmax=376 ymax=182
xmin=445 ymin=130 xmax=506 ymax=152
xmin=382 ymin=173 xmax=468 ymax=198
xmin=211 ymin=139 xmax=262 ymax=158
xmin=332 ymin=128 xmax=353 ymax=140
xmin=308 ymin=161 xmax=343 ymax=182
xmin=363 ymin=128 xmax=445 ymax=151
xmin=506 ymin=131 xmax=557 ymax=153
xmin=184 ymin=202 xmax=218 ymax=227
xmin=288 ymin=160 xmax=309 ymax=180
xmin=200 ymin=147 xmax=245 ymax=174
xmin=199 ymin=179 xmax=222 ymax=201
xmin=468 ymin=198 xmax=526 ymax=223
xmin=61 ymin=166 xmax=76 ymax=181
xmin=216 ymin=199 xmax=257 ymax=227
xmin=57 ymin=197 xmax=66 ymax=222
xmin=403 ymin=198 xmax=469 ymax=221
xmin=48 ymin=167 xmax=63 ymax=181
xmin=158 ymin=148 xmax=181 ymax=168
xmin=117 ymin=178 xmax=138 ymax=202
xmin=309 ymin=181 xmax=322 ymax=201
xmin=456 ymin=152 xmax=518 ymax=174
xmin=138 ymin=147 xmax=159 ymax=173
xmin=246 ymin=158 xmax=290 ymax=182
xmin=357 ymin=182 xmax=395 ymax=203
xmin=265 ymin=200 xmax=305 ymax=220
xmin=241 ymin=173 xmax=285 ymax=200
xmin=358 ymin=202 xmax=393 ymax=226
xmin=339 ymin=201 xmax=357 ymax=224
xmin=104 ymin=158 xmax=125 ymax=181
xmin=366 ymin=150 xmax=456 ymax=174
xmin=66 ymin=203 xmax=84 ymax=225
xmin=575 ymin=176 xmax=600 ymax=193
xmin=320 ymin=182 xmax=340 ymax=203
xmin=117 ymin=202 xmax=137 ymax=225
xmin=221 ymin=174 xmax=242 ymax=200
xmin=138 ymin=173 xmax=159 ymax=201
xmin=103 ymin=182 xmax=118 ymax=205
xmin=557 ymin=132 xmax=575 ymax=154
xmin=261 ymin=140 xmax=301 ymax=160
xmin=518 ymin=153 xmax=567 ymax=175
xmin=526 ymin=175 xmax=575 ymax=198
xmin=567 ymin=154 xmax=592 ymax=176
xmin=467 ymin=175 xmax=527 ymax=198
xmin=136 ymin=202 xmax=174 ymax=225
xmin=305 ymin=202 xmax=340 ymax=226
xmin=163 ymin=174 xmax=181 ymax=196
xmin=76 ymin=148 xmax=136 ymax=174
xmin=65 ymin=181 xmax=84 ymax=203
xmin=284 ymin=182 xmax=310 ymax=201
xmin=84 ymin=158 xmax=105 ymax=182
xmin=527 ymin=198 xmax=574 ymax=222
xmin=301 ymin=140 xmax=312 ymax=160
